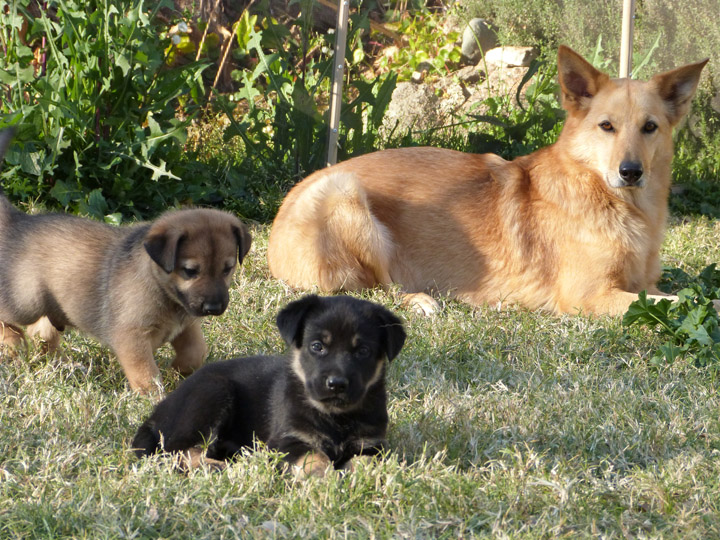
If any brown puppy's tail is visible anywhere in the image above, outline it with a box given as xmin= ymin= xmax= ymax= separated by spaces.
xmin=310 ymin=172 xmax=394 ymax=291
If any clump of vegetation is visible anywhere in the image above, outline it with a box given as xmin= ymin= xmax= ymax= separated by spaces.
xmin=0 ymin=0 xmax=209 ymax=220
xmin=624 ymin=265 xmax=720 ymax=368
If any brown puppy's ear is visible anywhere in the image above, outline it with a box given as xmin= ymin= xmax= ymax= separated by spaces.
xmin=651 ymin=58 xmax=708 ymax=126
xmin=557 ymin=45 xmax=609 ymax=112
xmin=144 ymin=227 xmax=185 ymax=273
xmin=374 ymin=307 xmax=406 ymax=362
xmin=276 ymin=295 xmax=321 ymax=347
xmin=233 ymin=223 xmax=252 ymax=262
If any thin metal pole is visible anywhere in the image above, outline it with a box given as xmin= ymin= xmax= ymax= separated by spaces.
xmin=326 ymin=0 xmax=349 ymax=167
xmin=619 ymin=0 xmax=635 ymax=78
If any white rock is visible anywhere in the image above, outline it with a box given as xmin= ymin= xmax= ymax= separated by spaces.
xmin=483 ymin=46 xmax=537 ymax=68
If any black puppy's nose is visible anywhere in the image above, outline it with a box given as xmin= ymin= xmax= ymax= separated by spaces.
xmin=202 ymin=301 xmax=225 ymax=315
xmin=619 ymin=161 xmax=643 ymax=185
xmin=326 ymin=376 xmax=349 ymax=393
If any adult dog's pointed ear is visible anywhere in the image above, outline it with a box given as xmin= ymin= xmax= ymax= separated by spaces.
xmin=557 ymin=45 xmax=610 ymax=113
xmin=233 ymin=223 xmax=252 ymax=262
xmin=651 ymin=58 xmax=708 ymax=126
xmin=144 ymin=227 xmax=185 ymax=273
xmin=276 ymin=295 xmax=321 ymax=347
xmin=375 ymin=307 xmax=406 ymax=361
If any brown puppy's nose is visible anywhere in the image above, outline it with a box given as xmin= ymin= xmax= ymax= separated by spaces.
xmin=326 ymin=375 xmax=349 ymax=393
xmin=202 ymin=301 xmax=225 ymax=315
xmin=619 ymin=161 xmax=643 ymax=185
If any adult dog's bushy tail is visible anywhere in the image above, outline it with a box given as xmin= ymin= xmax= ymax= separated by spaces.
xmin=269 ymin=171 xmax=395 ymax=292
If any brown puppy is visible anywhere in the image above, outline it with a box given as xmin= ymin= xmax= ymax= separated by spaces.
xmin=0 ymin=185 xmax=251 ymax=393
xmin=268 ymin=46 xmax=707 ymax=316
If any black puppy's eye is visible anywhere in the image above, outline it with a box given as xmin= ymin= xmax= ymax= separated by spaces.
xmin=355 ymin=345 xmax=371 ymax=358
xmin=599 ymin=121 xmax=614 ymax=132
xmin=309 ymin=341 xmax=325 ymax=355
xmin=182 ymin=266 xmax=199 ymax=279
xmin=642 ymin=121 xmax=658 ymax=134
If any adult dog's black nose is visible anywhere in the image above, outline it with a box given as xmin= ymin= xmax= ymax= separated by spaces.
xmin=619 ymin=161 xmax=643 ymax=185
xmin=326 ymin=375 xmax=349 ymax=393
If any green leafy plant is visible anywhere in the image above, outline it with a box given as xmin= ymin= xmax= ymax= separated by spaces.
xmin=218 ymin=7 xmax=397 ymax=179
xmin=465 ymin=58 xmax=564 ymax=158
xmin=623 ymin=265 xmax=720 ymax=367
xmin=0 ymin=0 xmax=209 ymax=219
xmin=377 ymin=12 xmax=463 ymax=81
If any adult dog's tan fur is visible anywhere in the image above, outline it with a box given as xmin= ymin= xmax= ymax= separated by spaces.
xmin=0 ymin=199 xmax=251 ymax=393
xmin=268 ymin=46 xmax=707 ymax=316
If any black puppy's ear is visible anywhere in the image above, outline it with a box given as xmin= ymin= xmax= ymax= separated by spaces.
xmin=233 ymin=223 xmax=252 ymax=262
xmin=276 ymin=295 xmax=321 ymax=347
xmin=375 ymin=307 xmax=406 ymax=361
xmin=144 ymin=228 xmax=185 ymax=273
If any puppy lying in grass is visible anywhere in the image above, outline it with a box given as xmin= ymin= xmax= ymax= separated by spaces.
xmin=132 ymin=295 xmax=406 ymax=475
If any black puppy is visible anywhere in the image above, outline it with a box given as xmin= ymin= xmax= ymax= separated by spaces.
xmin=132 ymin=295 xmax=406 ymax=475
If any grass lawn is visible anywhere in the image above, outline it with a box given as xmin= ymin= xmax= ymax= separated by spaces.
xmin=2 ymin=214 xmax=720 ymax=539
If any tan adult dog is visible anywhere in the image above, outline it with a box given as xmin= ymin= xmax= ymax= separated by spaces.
xmin=0 ymin=172 xmax=251 ymax=392
xmin=268 ymin=46 xmax=708 ymax=316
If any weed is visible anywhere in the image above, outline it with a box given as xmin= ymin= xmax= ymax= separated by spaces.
xmin=0 ymin=0 xmax=210 ymax=219
xmin=624 ymin=265 xmax=720 ymax=368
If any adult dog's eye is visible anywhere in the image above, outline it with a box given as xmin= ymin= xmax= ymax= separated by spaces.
xmin=309 ymin=341 xmax=325 ymax=354
xmin=642 ymin=121 xmax=658 ymax=134
xmin=599 ymin=121 xmax=614 ymax=132
xmin=182 ymin=266 xmax=199 ymax=279
xmin=222 ymin=264 xmax=235 ymax=276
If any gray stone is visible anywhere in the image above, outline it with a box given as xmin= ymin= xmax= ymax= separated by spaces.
xmin=461 ymin=18 xmax=498 ymax=64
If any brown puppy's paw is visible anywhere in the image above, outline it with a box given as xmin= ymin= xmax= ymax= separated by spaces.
xmin=26 ymin=316 xmax=62 ymax=354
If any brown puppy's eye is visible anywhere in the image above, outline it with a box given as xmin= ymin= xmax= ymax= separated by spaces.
xmin=642 ymin=121 xmax=658 ymax=133
xmin=223 ymin=264 xmax=235 ymax=276
xmin=182 ymin=266 xmax=199 ymax=279
xmin=599 ymin=121 xmax=614 ymax=132
xmin=309 ymin=341 xmax=325 ymax=355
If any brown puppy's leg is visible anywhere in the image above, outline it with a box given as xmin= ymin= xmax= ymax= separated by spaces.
xmin=170 ymin=319 xmax=207 ymax=376
xmin=26 ymin=316 xmax=62 ymax=353
xmin=291 ymin=452 xmax=332 ymax=478
xmin=113 ymin=339 xmax=162 ymax=394
xmin=0 ymin=322 xmax=27 ymax=356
